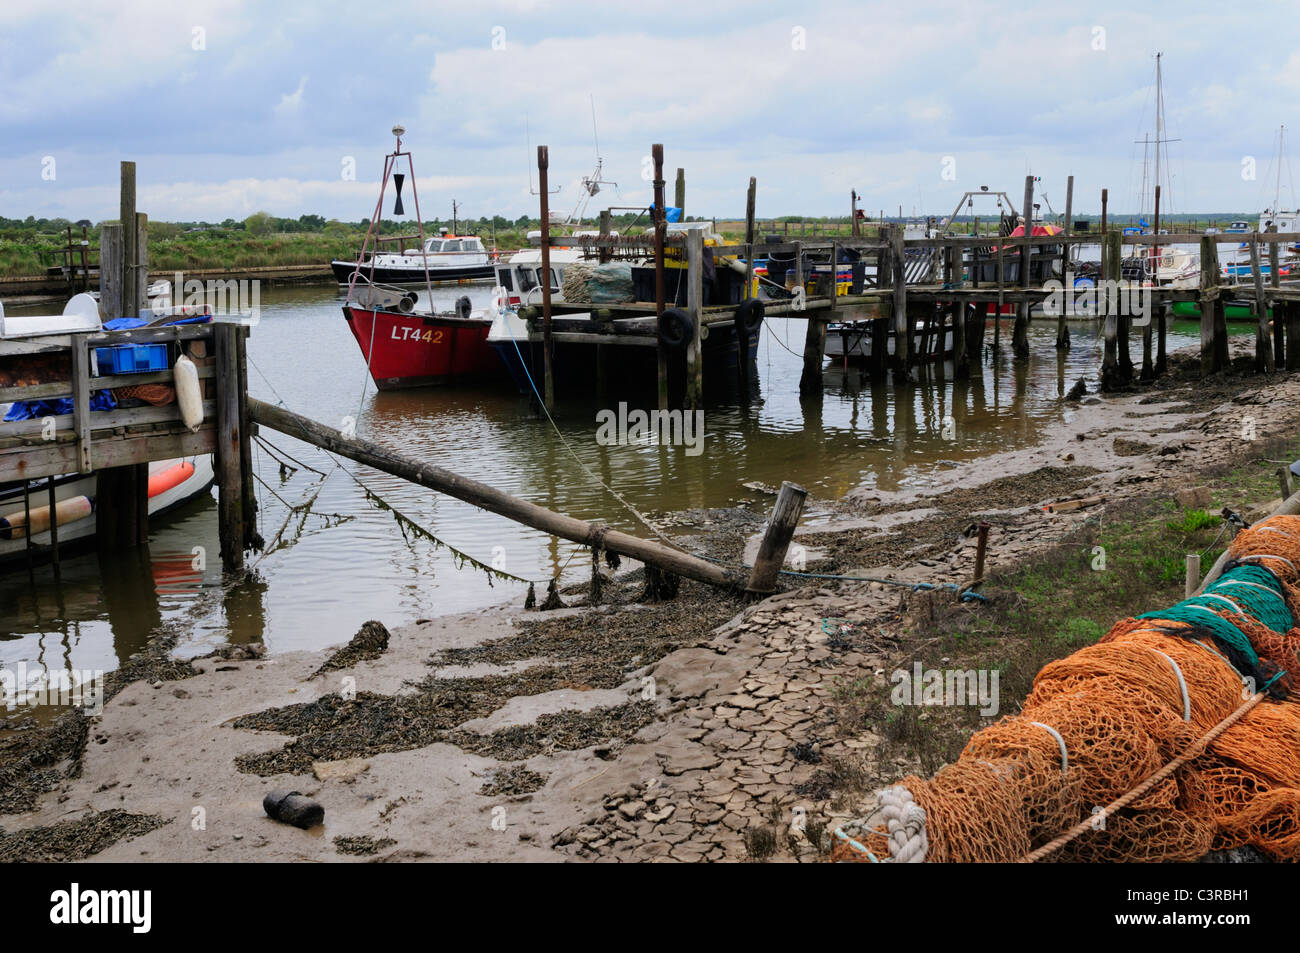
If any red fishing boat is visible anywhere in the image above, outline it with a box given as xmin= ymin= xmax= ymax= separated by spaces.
xmin=341 ymin=126 xmax=506 ymax=389
xmin=343 ymin=303 xmax=503 ymax=389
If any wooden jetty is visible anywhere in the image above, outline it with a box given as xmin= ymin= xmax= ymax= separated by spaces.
xmin=0 ymin=162 xmax=258 ymax=574
xmin=519 ymin=155 xmax=1300 ymax=410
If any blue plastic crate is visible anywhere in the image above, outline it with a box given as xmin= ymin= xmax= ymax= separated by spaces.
xmin=94 ymin=343 xmax=169 ymax=375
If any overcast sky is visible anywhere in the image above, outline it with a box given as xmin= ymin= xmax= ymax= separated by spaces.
xmin=2 ymin=0 xmax=1298 ymax=223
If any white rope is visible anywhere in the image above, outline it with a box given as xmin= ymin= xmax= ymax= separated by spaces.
xmin=1030 ymin=721 xmax=1069 ymax=776
xmin=1148 ymin=648 xmax=1191 ymax=722
xmin=877 ymin=785 xmax=928 ymax=863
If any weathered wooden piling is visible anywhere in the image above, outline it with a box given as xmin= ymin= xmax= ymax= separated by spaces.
xmin=1287 ymin=301 xmax=1300 ymax=372
xmin=684 ymin=228 xmax=704 ymax=408
xmin=1057 ymin=175 xmax=1073 ymax=351
xmin=674 ymin=167 xmax=686 ymax=216
xmin=1142 ymin=185 xmax=1159 ymax=381
xmin=1250 ymin=235 xmax=1274 ymax=373
xmin=536 ymin=145 xmax=555 ymax=412
xmin=1267 ymin=230 xmax=1284 ymax=366
xmin=738 ymin=176 xmax=757 ymax=389
xmin=1199 ymin=235 xmax=1228 ymax=375
xmin=98 ymin=224 xmax=123 ymax=320
xmin=120 ymin=161 xmax=138 ymax=317
xmin=1013 ymin=175 xmax=1032 ymax=359
xmin=653 ymin=144 xmax=669 ymax=411
xmin=891 ymin=225 xmax=909 ymax=378
xmin=215 ymin=323 xmax=246 ymax=571
xmin=1100 ymin=231 xmax=1122 ymax=390
xmin=745 ymin=481 xmax=808 ymax=595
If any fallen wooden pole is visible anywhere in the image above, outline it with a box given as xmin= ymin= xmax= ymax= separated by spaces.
xmin=248 ymin=398 xmax=744 ymax=590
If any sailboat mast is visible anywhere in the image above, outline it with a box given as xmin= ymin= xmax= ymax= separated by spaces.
xmin=1274 ymin=124 xmax=1285 ymax=214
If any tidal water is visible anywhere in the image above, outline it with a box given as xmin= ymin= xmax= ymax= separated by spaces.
xmin=0 ymin=281 xmax=1224 ymax=687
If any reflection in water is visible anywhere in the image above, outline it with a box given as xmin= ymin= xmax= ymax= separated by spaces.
xmin=2 ymin=284 xmax=1219 ymax=675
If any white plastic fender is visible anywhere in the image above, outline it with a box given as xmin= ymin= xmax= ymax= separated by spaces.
xmin=174 ymin=354 xmax=203 ymax=432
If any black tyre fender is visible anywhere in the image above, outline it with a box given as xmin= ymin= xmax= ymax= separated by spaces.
xmin=658 ymin=307 xmax=694 ymax=350
xmin=455 ymin=295 xmax=473 ymax=320
xmin=735 ymin=298 xmax=764 ymax=334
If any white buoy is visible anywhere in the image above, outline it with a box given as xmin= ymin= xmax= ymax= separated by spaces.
xmin=174 ymin=354 xmax=203 ymax=432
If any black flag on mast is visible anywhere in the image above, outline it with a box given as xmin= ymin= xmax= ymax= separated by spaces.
xmin=393 ymin=173 xmax=406 ymax=216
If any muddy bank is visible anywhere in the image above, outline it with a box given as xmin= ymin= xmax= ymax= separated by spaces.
xmin=3 ymin=338 xmax=1299 ymax=862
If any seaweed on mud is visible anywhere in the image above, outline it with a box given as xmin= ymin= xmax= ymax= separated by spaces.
xmin=478 ymin=764 xmax=549 ymax=797
xmin=0 ymin=810 xmax=167 ymax=862
xmin=231 ymin=581 xmax=738 ymax=775
xmin=315 ymin=620 xmax=391 ymax=675
xmin=333 ymin=834 xmax=397 ymax=856
xmin=451 ymin=702 xmax=657 ymax=761
xmin=804 ymin=467 xmax=1102 ymax=572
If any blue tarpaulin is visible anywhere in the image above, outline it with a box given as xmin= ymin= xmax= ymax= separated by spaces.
xmin=5 ymin=390 xmax=116 ymax=421
xmin=649 ymin=204 xmax=683 ymax=223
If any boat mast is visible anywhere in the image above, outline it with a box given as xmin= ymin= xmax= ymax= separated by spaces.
xmin=1273 ymin=124 xmax=1285 ymax=215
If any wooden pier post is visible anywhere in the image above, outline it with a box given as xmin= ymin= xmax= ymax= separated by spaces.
xmin=1101 ymin=231 xmax=1121 ymax=390
xmin=685 ymin=227 xmax=704 ymax=409
xmin=537 ymin=146 xmax=555 ymax=412
xmin=46 ymin=476 xmax=60 ymax=573
xmin=871 ymin=229 xmax=890 ymax=380
xmin=1268 ymin=231 xmax=1284 ymax=366
xmin=1287 ymin=301 xmax=1300 ymax=372
xmin=120 ymin=161 xmax=137 ymax=317
xmin=1142 ymin=184 xmax=1159 ymax=381
xmin=216 ymin=322 xmax=246 ymax=571
xmin=1057 ymin=174 xmax=1073 ymax=350
xmin=949 ymin=243 xmax=968 ymax=377
xmin=1185 ymin=554 xmax=1200 ymax=599
xmin=1199 ymin=235 xmax=1227 ymax=376
xmin=891 ymin=224 xmax=909 ymax=377
xmin=1013 ymin=175 xmax=1032 ymax=359
xmin=98 ymin=224 xmax=123 ymax=320
xmin=653 ymin=144 xmax=669 ymax=411
xmin=799 ymin=237 xmax=829 ymax=396
xmin=738 ymin=177 xmax=757 ymax=390
xmin=745 ymin=481 xmax=808 ymax=595
xmin=597 ymin=209 xmax=612 ymax=264
xmin=674 ymin=168 xmax=685 ymax=218
xmin=1250 ymin=234 xmax=1274 ymax=373
xmin=237 ymin=325 xmax=260 ymax=553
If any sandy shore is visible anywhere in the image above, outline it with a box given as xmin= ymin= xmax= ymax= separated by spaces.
xmin=4 ymin=339 xmax=1300 ymax=862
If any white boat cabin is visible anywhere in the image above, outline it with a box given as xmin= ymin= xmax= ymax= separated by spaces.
xmin=494 ymin=248 xmax=584 ymax=306
xmin=371 ymin=235 xmax=490 ymax=270
xmin=1259 ymin=209 xmax=1300 ymax=233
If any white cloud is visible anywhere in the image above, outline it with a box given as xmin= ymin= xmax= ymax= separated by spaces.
xmin=274 ymin=75 xmax=309 ymax=117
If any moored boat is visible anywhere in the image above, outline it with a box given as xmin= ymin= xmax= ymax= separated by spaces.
xmin=339 ymin=127 xmax=509 ymax=389
xmin=0 ymin=456 xmax=214 ymax=566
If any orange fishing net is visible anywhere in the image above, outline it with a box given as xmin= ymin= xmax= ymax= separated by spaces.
xmin=833 ymin=515 xmax=1300 ymax=863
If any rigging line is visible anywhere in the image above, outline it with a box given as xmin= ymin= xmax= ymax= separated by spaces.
xmin=254 ymin=433 xmax=328 ymax=476
xmin=504 ymin=329 xmax=689 ymax=554
xmin=340 ymin=463 xmax=542 ymax=586
xmin=247 ymin=353 xmax=289 ymax=408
